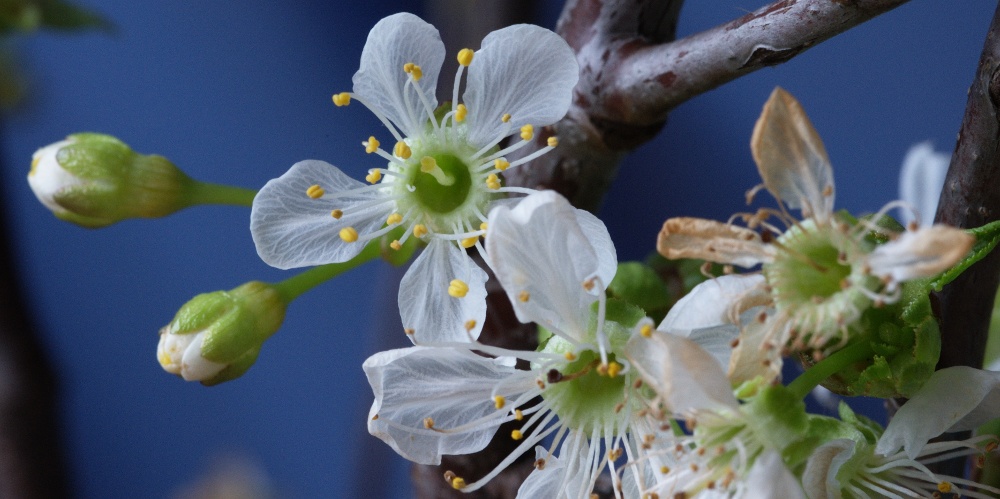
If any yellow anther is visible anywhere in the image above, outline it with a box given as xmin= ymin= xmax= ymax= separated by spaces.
xmin=404 ymin=328 xmax=415 ymax=335
xmin=501 ymin=113 xmax=511 ymax=123
xmin=306 ymin=184 xmax=325 ymax=199
xmin=448 ymin=279 xmax=469 ymax=298
xmin=511 ymin=429 xmax=523 ymax=441
xmin=514 ymin=409 xmax=523 ymax=421
xmin=457 ymin=48 xmax=474 ymax=67
xmin=331 ymin=92 xmax=351 ymax=106
xmin=455 ymin=104 xmax=467 ymax=123
xmin=479 ymin=222 xmax=488 ymax=231
xmin=518 ymin=290 xmax=530 ymax=302
xmin=420 ymin=156 xmax=437 ymax=173
xmin=640 ymin=323 xmax=654 ymax=338
xmin=330 ymin=209 xmax=343 ymax=219
xmin=386 ymin=213 xmax=403 ymax=225
xmin=937 ymin=482 xmax=953 ymax=493
xmin=364 ymin=136 xmax=380 ymax=154
xmin=547 ymin=136 xmax=559 ymax=147
xmin=494 ymin=158 xmax=510 ymax=171
xmin=403 ymin=63 xmax=423 ymax=81
xmin=366 ymin=168 xmax=383 ymax=184
xmin=460 ymin=237 xmax=478 ymax=248
xmin=607 ymin=362 xmax=622 ymax=378
xmin=339 ymin=227 xmax=359 ymax=243
xmin=583 ymin=278 xmax=596 ymax=291
xmin=486 ymin=173 xmax=501 ymax=190
xmin=413 ymin=224 xmax=428 ymax=238
xmin=390 ymin=240 xmax=402 ymax=251
xmin=659 ymin=466 xmax=670 ymax=474
xmin=493 ymin=395 xmax=506 ymax=409
xmin=451 ymin=477 xmax=466 ymax=490
xmin=393 ymin=141 xmax=412 ymax=159
xmin=423 ymin=417 xmax=435 ymax=429
xmin=564 ymin=351 xmax=577 ymax=361
xmin=464 ymin=320 xmax=477 ymax=332
xmin=520 ymin=124 xmax=534 ymax=141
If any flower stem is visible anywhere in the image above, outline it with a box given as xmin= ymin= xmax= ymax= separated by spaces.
xmin=786 ymin=340 xmax=875 ymax=399
xmin=186 ymin=180 xmax=257 ymax=207
xmin=272 ymin=241 xmax=382 ymax=303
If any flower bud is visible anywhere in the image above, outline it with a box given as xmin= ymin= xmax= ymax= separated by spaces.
xmin=157 ymin=281 xmax=286 ymax=386
xmin=28 ymin=133 xmax=195 ymax=228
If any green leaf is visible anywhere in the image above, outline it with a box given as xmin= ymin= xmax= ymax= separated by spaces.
xmin=931 ymin=219 xmax=1000 ymax=292
xmin=607 ymin=262 xmax=670 ymax=318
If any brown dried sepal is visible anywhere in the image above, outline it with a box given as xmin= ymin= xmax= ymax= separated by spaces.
xmin=657 ymin=217 xmax=774 ymax=268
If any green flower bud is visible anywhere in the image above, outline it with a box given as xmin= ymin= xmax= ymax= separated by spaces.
xmin=28 ymin=133 xmax=195 ymax=228
xmin=157 ymin=281 xmax=286 ymax=386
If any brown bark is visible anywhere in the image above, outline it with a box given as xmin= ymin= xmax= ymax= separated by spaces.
xmin=927 ymin=1 xmax=1000 ymax=481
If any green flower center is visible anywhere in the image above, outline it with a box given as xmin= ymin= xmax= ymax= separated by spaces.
xmin=409 ymin=153 xmax=473 ymax=214
xmin=542 ymin=349 xmax=630 ymax=435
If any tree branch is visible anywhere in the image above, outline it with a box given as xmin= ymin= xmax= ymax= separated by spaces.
xmin=509 ymin=0 xmax=910 ymax=211
xmin=927 ymin=2 xmax=1000 ymax=480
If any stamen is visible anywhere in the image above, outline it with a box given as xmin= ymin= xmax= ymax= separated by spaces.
xmin=364 ymin=136 xmax=380 ymax=154
xmin=420 ymin=156 xmax=456 ymax=186
xmin=306 ymin=184 xmax=325 ymax=199
xmin=518 ymin=291 xmax=530 ymax=302
xmin=451 ymin=477 xmax=466 ymax=490
xmin=331 ymin=92 xmax=351 ymax=107
xmin=493 ymin=395 xmax=506 ymax=409
xmin=606 ymin=361 xmax=622 ymax=378
xmin=366 ymin=169 xmax=382 ymax=184
xmin=479 ymin=222 xmax=488 ymax=231
xmin=423 ymin=417 xmax=434 ymax=429
xmin=386 ymin=212 xmax=402 ymax=225
xmin=520 ymin=124 xmax=534 ymax=141
xmin=403 ymin=62 xmax=423 ymax=81
xmin=448 ymin=279 xmax=469 ymax=298
xmin=486 ymin=174 xmax=501 ymax=190
xmin=339 ymin=227 xmax=359 ymax=243
xmin=547 ymin=136 xmax=559 ymax=147
xmin=495 ymin=158 xmax=510 ymax=171
xmin=640 ymin=324 xmax=653 ymax=338
xmin=393 ymin=141 xmax=412 ymax=159
xmin=330 ymin=209 xmax=343 ymax=219
xmin=502 ymin=113 xmax=511 ymax=123
xmin=455 ymin=104 xmax=467 ymax=122
xmin=413 ymin=224 xmax=428 ymax=238
xmin=457 ymin=48 xmax=474 ymax=67
xmin=460 ymin=237 xmax=478 ymax=248
xmin=511 ymin=430 xmax=524 ymax=440
xmin=514 ymin=409 xmax=523 ymax=421
xmin=390 ymin=240 xmax=402 ymax=250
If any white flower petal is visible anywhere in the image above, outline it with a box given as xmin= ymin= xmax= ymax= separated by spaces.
xmin=659 ymin=274 xmax=766 ymax=336
xmin=464 ymin=24 xmax=578 ymax=148
xmin=728 ymin=308 xmax=783 ymax=386
xmin=685 ymin=324 xmax=739 ymax=372
xmin=866 ymin=225 xmax=973 ymax=283
xmin=250 ymin=160 xmax=392 ymax=269
xmin=27 ymin=138 xmax=81 ymax=215
xmin=516 ymin=447 xmax=567 ymax=499
xmin=744 ymin=451 xmax=806 ymax=499
xmin=625 ymin=330 xmax=738 ymax=415
xmin=573 ymin=208 xmax=617 ymax=287
xmin=364 ymin=346 xmax=529 ymax=465
xmin=179 ymin=332 xmax=227 ymax=382
xmin=487 ymin=191 xmax=608 ymax=342
xmin=898 ymin=142 xmax=949 ymax=226
xmin=751 ymin=87 xmax=835 ymax=222
xmin=399 ymin=239 xmax=488 ymax=344
xmin=352 ymin=13 xmax=444 ymax=137
xmin=877 ymin=366 xmax=1000 ymax=459
xmin=802 ymin=439 xmax=854 ymax=499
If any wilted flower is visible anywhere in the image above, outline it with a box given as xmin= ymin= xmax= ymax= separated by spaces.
xmin=656 ymin=88 xmax=972 ymax=379
xmin=250 ymin=12 xmax=578 ymax=345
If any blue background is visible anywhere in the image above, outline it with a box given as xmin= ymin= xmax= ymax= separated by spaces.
xmin=0 ymin=1 xmax=993 ymax=497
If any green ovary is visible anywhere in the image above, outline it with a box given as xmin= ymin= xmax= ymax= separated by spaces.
xmin=410 ymin=153 xmax=473 ymax=214
xmin=542 ymin=350 xmax=630 ymax=436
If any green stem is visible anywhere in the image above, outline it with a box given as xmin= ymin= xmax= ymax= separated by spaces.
xmin=186 ymin=180 xmax=257 ymax=207
xmin=272 ymin=241 xmax=382 ymax=303
xmin=786 ymin=340 xmax=875 ymax=399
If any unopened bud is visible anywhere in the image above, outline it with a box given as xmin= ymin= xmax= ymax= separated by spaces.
xmin=157 ymin=281 xmax=286 ymax=386
xmin=28 ymin=133 xmax=195 ymax=228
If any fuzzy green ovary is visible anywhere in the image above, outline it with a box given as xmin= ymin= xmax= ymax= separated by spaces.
xmin=542 ymin=350 xmax=630 ymax=435
xmin=409 ymin=153 xmax=474 ymax=214
xmin=765 ymin=228 xmax=851 ymax=306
